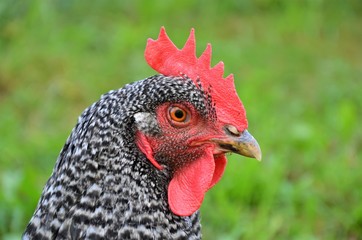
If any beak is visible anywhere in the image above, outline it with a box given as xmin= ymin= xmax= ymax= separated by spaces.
xmin=212 ymin=129 xmax=262 ymax=161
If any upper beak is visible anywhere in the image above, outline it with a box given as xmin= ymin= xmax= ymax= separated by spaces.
xmin=212 ymin=129 xmax=262 ymax=161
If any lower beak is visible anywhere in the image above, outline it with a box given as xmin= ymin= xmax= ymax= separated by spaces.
xmin=212 ymin=130 xmax=262 ymax=161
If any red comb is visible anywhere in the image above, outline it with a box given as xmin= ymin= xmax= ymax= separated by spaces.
xmin=145 ymin=27 xmax=248 ymax=131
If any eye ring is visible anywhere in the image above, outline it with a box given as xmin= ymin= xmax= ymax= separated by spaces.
xmin=168 ymin=105 xmax=190 ymax=126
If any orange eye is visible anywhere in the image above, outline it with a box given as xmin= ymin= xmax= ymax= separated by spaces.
xmin=169 ymin=106 xmax=189 ymax=123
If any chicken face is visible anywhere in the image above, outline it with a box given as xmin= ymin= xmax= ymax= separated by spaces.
xmin=134 ymin=85 xmax=261 ymax=216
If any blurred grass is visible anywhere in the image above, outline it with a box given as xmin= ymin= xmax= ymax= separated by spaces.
xmin=1 ymin=0 xmax=361 ymax=239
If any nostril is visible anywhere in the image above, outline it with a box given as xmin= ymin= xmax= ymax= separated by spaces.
xmin=224 ymin=125 xmax=241 ymax=137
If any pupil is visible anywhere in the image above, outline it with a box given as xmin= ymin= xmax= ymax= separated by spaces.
xmin=175 ymin=109 xmax=184 ymax=119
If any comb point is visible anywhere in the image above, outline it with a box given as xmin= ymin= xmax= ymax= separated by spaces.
xmin=182 ymin=28 xmax=196 ymax=56
xmin=213 ymin=61 xmax=224 ymax=74
xmin=199 ymin=44 xmax=212 ymax=68
xmin=159 ymin=26 xmax=166 ymax=37
xmin=225 ymin=73 xmax=234 ymax=82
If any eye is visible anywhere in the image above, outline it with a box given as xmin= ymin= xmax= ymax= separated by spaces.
xmin=168 ymin=106 xmax=190 ymax=125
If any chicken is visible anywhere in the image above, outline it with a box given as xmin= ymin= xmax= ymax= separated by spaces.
xmin=23 ymin=27 xmax=261 ymax=240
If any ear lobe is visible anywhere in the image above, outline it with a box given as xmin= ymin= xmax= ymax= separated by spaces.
xmin=134 ymin=112 xmax=160 ymax=136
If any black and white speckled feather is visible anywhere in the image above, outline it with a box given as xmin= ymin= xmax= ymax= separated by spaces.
xmin=23 ymin=75 xmax=213 ymax=240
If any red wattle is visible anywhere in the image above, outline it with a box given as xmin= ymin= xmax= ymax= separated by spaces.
xmin=209 ymin=154 xmax=227 ymax=189
xmin=168 ymin=147 xmax=227 ymax=216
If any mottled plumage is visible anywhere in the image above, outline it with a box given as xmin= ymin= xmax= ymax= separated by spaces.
xmin=24 ymin=76 xmax=204 ymax=239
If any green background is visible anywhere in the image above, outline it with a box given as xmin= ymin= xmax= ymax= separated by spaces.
xmin=1 ymin=0 xmax=361 ymax=239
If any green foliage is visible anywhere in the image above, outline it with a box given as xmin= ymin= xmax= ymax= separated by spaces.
xmin=1 ymin=0 xmax=361 ymax=239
